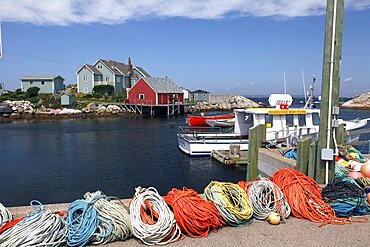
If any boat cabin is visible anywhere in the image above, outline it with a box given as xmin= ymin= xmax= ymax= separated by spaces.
xmin=235 ymin=94 xmax=320 ymax=144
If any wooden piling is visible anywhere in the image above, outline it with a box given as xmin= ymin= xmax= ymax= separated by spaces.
xmin=247 ymin=125 xmax=266 ymax=181
xmin=296 ymin=137 xmax=312 ymax=175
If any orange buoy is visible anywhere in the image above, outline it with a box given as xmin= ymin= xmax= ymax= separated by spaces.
xmin=360 ymin=162 xmax=370 ymax=178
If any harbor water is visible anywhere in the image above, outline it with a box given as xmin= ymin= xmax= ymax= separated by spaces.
xmin=0 ymin=98 xmax=369 ymax=207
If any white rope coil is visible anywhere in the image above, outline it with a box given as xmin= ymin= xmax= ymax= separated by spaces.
xmin=130 ymin=187 xmax=182 ymax=245
xmin=248 ymin=177 xmax=291 ymax=220
xmin=0 ymin=203 xmax=12 ymax=228
xmin=84 ymin=191 xmax=132 ymax=245
xmin=0 ymin=200 xmax=67 ymax=247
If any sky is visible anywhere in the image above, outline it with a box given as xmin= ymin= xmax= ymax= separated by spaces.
xmin=0 ymin=0 xmax=369 ymax=96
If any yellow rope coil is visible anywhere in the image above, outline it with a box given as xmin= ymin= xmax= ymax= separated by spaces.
xmin=204 ymin=181 xmax=253 ymax=226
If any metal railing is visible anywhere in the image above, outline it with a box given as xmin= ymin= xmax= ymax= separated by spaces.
xmin=124 ymin=99 xmax=153 ymax=105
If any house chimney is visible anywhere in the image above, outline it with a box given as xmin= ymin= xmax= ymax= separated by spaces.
xmin=128 ymin=57 xmax=133 ymax=74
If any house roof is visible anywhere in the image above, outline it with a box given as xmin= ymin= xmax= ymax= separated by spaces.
xmin=190 ymin=89 xmax=210 ymax=94
xmin=21 ymin=75 xmax=64 ymax=81
xmin=134 ymin=66 xmax=150 ymax=77
xmin=85 ymin=64 xmax=102 ymax=75
xmin=144 ymin=77 xmax=183 ymax=93
xmin=99 ymin=59 xmax=130 ymax=76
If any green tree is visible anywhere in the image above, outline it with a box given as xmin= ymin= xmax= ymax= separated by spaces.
xmin=93 ymin=85 xmax=114 ymax=96
xmin=25 ymin=87 xmax=40 ymax=98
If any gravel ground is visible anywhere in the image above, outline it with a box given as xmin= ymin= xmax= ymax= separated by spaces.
xmin=8 ymin=202 xmax=370 ymax=247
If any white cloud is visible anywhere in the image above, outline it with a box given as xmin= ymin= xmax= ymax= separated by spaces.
xmin=344 ymin=77 xmax=354 ymax=82
xmin=0 ymin=0 xmax=369 ymax=25
xmin=250 ymin=82 xmax=255 ymax=85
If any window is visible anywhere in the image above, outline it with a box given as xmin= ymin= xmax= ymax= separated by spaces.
xmin=139 ymin=94 xmax=145 ymax=100
xmin=105 ymin=77 xmax=109 ymax=82
xmin=286 ymin=115 xmax=294 ymax=126
xmin=131 ymin=79 xmax=136 ymax=85
xmin=41 ymin=81 xmax=45 ymax=85
xmin=312 ymin=113 xmax=320 ymax=125
xmin=83 ymin=76 xmax=88 ymax=82
xmin=265 ymin=115 xmax=273 ymax=128
xmin=298 ymin=114 xmax=306 ymax=126
xmin=97 ymin=64 xmax=102 ymax=69
xmin=30 ymin=81 xmax=33 ymax=85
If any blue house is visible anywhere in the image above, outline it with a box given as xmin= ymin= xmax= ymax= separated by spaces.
xmin=21 ymin=75 xmax=64 ymax=94
xmin=76 ymin=58 xmax=150 ymax=94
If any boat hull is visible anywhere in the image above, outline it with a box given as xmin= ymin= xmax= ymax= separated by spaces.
xmin=187 ymin=114 xmax=234 ymax=127
xmin=177 ymin=134 xmax=248 ymax=156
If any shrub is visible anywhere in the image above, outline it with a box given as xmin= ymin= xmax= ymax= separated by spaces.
xmin=29 ymin=97 xmax=39 ymax=104
xmin=93 ymin=85 xmax=114 ymax=96
xmin=83 ymin=94 xmax=93 ymax=99
xmin=26 ymin=87 xmax=40 ymax=98
xmin=92 ymin=93 xmax=102 ymax=99
xmin=15 ymin=88 xmax=23 ymax=94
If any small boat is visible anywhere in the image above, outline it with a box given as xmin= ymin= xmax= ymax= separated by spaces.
xmin=187 ymin=113 xmax=234 ymax=127
xmin=340 ymin=118 xmax=370 ymax=131
xmin=205 ymin=118 xmax=235 ymax=127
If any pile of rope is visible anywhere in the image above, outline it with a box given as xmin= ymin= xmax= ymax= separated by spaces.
xmin=0 ymin=200 xmax=67 ymax=246
xmin=284 ymin=148 xmax=297 ymax=160
xmin=204 ymin=181 xmax=253 ymax=226
xmin=247 ymin=177 xmax=291 ymax=220
xmin=67 ymin=194 xmax=112 ymax=246
xmin=84 ymin=191 xmax=132 ymax=245
xmin=163 ymin=187 xmax=225 ymax=238
xmin=272 ymin=168 xmax=350 ymax=226
xmin=322 ymin=178 xmax=369 ymax=217
xmin=0 ymin=203 xmax=12 ymax=228
xmin=130 ymin=187 xmax=182 ymax=245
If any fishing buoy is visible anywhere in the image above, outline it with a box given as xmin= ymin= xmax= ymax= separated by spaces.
xmin=267 ymin=212 xmax=281 ymax=225
xmin=348 ymin=171 xmax=365 ymax=180
xmin=360 ymin=162 xmax=370 ymax=178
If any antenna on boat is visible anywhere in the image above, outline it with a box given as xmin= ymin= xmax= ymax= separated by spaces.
xmin=301 ymin=68 xmax=307 ymax=103
xmin=283 ymin=70 xmax=287 ymax=94
xmin=304 ymin=75 xmax=316 ymax=109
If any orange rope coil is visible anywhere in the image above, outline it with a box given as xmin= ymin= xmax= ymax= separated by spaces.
xmin=163 ymin=187 xmax=225 ymax=238
xmin=272 ymin=168 xmax=350 ymax=226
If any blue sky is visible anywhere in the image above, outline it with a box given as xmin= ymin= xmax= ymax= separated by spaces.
xmin=0 ymin=0 xmax=369 ymax=96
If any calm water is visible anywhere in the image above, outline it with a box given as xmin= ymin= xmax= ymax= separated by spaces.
xmin=0 ymin=115 xmax=246 ymax=207
xmin=1 ymin=97 xmax=369 ymax=207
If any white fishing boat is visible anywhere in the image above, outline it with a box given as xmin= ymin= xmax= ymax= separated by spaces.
xmin=178 ymin=94 xmax=321 ymax=156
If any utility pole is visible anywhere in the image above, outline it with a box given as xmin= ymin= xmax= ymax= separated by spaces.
xmin=315 ymin=0 xmax=344 ymax=184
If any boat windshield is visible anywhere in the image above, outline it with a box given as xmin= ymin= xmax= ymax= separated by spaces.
xmin=312 ymin=112 xmax=320 ymax=125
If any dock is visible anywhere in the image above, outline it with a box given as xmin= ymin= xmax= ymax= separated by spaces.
xmin=211 ymin=150 xmax=248 ymax=166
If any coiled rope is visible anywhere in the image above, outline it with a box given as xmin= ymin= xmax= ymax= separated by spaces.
xmin=67 ymin=195 xmax=112 ymax=246
xmin=129 ymin=187 xmax=182 ymax=245
xmin=272 ymin=168 xmax=351 ymax=226
xmin=84 ymin=191 xmax=132 ymax=244
xmin=163 ymin=187 xmax=225 ymax=238
xmin=322 ymin=178 xmax=369 ymax=217
xmin=0 ymin=200 xmax=67 ymax=246
xmin=0 ymin=203 xmax=12 ymax=228
xmin=247 ymin=177 xmax=291 ymax=220
xmin=204 ymin=181 xmax=253 ymax=226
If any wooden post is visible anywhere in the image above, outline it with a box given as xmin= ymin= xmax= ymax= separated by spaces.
xmin=308 ymin=141 xmax=317 ymax=179
xmin=296 ymin=137 xmax=312 ymax=175
xmin=315 ymin=0 xmax=344 ymax=183
xmin=247 ymin=125 xmax=266 ymax=181
xmin=336 ymin=124 xmax=345 ymax=145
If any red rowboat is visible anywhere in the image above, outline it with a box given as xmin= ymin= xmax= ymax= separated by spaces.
xmin=187 ymin=113 xmax=235 ymax=127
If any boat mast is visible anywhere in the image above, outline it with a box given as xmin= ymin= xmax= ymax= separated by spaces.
xmin=302 ymin=68 xmax=307 ymax=104
xmin=283 ymin=70 xmax=287 ymax=94
xmin=0 ymin=22 xmax=3 ymax=59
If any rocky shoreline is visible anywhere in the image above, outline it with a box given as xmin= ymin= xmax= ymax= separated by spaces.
xmin=0 ymin=100 xmax=129 ymax=122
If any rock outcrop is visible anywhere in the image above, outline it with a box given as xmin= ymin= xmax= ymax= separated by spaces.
xmin=341 ymin=92 xmax=370 ymax=110
xmin=188 ymin=95 xmax=260 ymax=112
